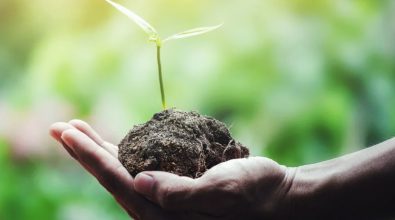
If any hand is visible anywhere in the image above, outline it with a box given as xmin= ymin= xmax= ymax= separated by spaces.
xmin=50 ymin=120 xmax=296 ymax=220
xmin=133 ymin=157 xmax=294 ymax=220
xmin=49 ymin=120 xmax=173 ymax=220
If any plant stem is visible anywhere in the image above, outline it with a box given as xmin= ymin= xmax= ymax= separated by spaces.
xmin=156 ymin=45 xmax=166 ymax=109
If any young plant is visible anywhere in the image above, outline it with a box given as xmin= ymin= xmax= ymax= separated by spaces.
xmin=106 ymin=0 xmax=222 ymax=109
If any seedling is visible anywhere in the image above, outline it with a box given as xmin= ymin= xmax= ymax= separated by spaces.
xmin=106 ymin=0 xmax=222 ymax=109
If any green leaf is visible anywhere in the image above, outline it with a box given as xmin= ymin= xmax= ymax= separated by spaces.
xmin=163 ymin=23 xmax=223 ymax=43
xmin=106 ymin=0 xmax=157 ymax=37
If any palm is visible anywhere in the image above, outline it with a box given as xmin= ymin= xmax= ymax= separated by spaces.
xmin=50 ymin=120 xmax=291 ymax=220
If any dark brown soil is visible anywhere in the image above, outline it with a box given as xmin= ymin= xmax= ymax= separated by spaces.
xmin=118 ymin=109 xmax=249 ymax=178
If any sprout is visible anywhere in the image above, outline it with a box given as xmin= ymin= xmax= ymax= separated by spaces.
xmin=106 ymin=0 xmax=222 ymax=109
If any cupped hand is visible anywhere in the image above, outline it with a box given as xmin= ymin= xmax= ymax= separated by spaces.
xmin=50 ymin=120 xmax=295 ymax=220
xmin=49 ymin=120 xmax=173 ymax=220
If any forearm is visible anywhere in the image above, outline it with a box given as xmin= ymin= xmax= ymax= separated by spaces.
xmin=288 ymin=137 xmax=395 ymax=219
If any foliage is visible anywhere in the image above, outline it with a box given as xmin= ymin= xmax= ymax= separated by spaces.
xmin=0 ymin=0 xmax=395 ymax=219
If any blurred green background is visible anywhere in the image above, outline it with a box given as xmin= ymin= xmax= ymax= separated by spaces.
xmin=1 ymin=0 xmax=395 ymax=219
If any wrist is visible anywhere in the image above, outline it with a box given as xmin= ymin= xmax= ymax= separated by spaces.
xmin=254 ymin=166 xmax=305 ymax=220
xmin=276 ymin=138 xmax=395 ymax=220
xmin=281 ymin=164 xmax=338 ymax=220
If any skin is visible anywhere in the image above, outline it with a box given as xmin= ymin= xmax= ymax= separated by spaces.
xmin=50 ymin=120 xmax=395 ymax=220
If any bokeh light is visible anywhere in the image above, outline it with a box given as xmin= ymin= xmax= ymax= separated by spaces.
xmin=1 ymin=0 xmax=395 ymax=219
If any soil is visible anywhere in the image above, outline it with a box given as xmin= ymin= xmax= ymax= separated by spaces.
xmin=118 ymin=109 xmax=249 ymax=178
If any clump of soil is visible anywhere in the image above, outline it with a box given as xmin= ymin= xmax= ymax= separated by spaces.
xmin=118 ymin=109 xmax=249 ymax=178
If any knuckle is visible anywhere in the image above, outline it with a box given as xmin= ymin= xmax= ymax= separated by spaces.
xmin=158 ymin=186 xmax=173 ymax=209
xmin=205 ymin=175 xmax=241 ymax=195
xmin=214 ymin=178 xmax=246 ymax=207
xmin=158 ymin=185 xmax=180 ymax=210
xmin=221 ymin=179 xmax=242 ymax=197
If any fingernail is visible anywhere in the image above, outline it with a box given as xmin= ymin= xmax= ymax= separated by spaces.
xmin=135 ymin=173 xmax=154 ymax=197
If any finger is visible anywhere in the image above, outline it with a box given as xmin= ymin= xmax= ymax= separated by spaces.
xmin=134 ymin=172 xmax=194 ymax=210
xmin=68 ymin=119 xmax=118 ymax=157
xmin=49 ymin=122 xmax=78 ymax=159
xmin=50 ymin=122 xmax=112 ymax=182
xmin=134 ymin=171 xmax=232 ymax=215
xmin=52 ymin=124 xmax=172 ymax=219
xmin=60 ymin=129 xmax=166 ymax=218
xmin=61 ymin=129 xmax=132 ymax=193
xmin=49 ymin=122 xmax=74 ymax=142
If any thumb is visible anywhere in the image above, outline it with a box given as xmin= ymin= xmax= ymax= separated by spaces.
xmin=134 ymin=171 xmax=200 ymax=211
